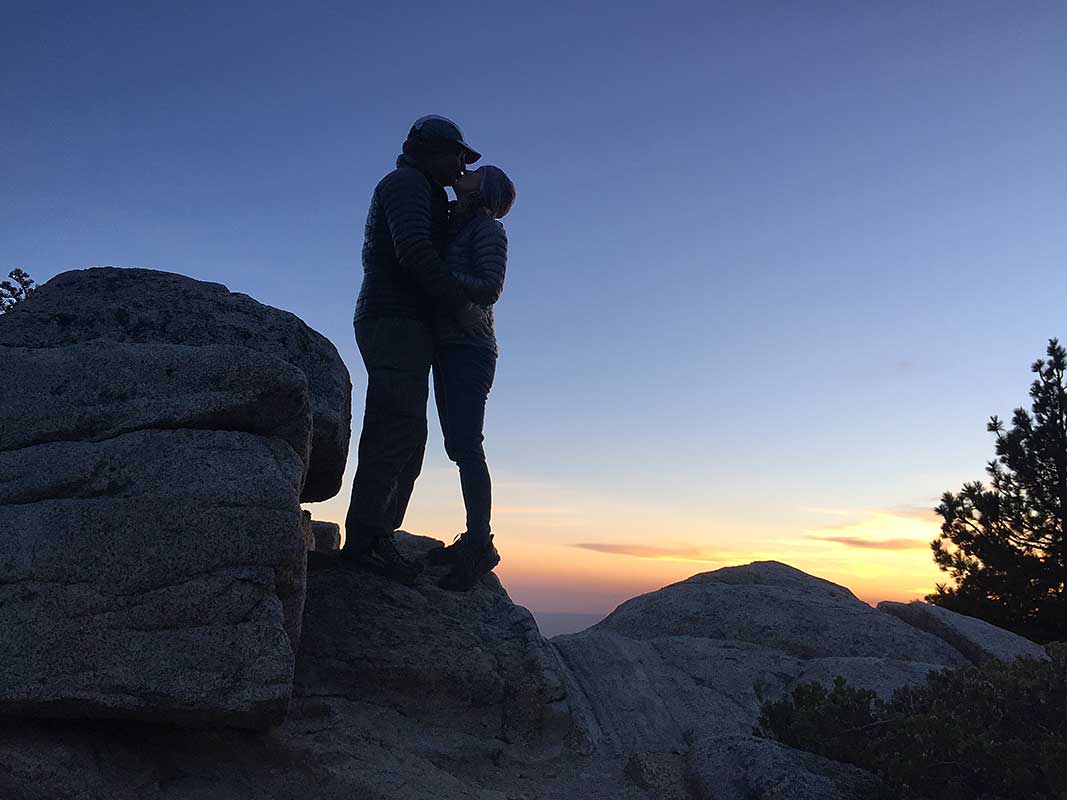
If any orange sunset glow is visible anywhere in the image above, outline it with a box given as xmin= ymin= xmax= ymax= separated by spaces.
xmin=308 ymin=467 xmax=947 ymax=626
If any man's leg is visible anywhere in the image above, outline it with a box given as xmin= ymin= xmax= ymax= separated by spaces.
xmin=390 ymin=419 xmax=428 ymax=532
xmin=345 ymin=316 xmax=435 ymax=550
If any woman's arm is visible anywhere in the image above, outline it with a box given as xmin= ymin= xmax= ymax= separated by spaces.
xmin=453 ymin=218 xmax=507 ymax=306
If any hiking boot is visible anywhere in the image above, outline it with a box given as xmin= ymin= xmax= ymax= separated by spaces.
xmin=345 ymin=533 xmax=424 ymax=586
xmin=438 ymin=534 xmax=500 ymax=591
xmin=426 ymin=532 xmax=472 ymax=566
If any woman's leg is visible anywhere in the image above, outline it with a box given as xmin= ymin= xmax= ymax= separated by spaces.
xmin=433 ymin=345 xmax=497 ymax=546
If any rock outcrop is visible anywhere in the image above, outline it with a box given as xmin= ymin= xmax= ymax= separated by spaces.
xmin=0 ymin=267 xmax=351 ymax=501
xmin=309 ymin=519 xmax=341 ymax=552
xmin=552 ymin=561 xmax=968 ymax=758
xmin=877 ymin=599 xmax=1050 ymax=665
xmin=0 ymin=342 xmax=313 ymax=728
xmin=549 ymin=561 xmax=1045 ymax=797
xmin=0 ymin=267 xmax=352 ymax=728
xmin=296 ymin=534 xmax=570 ymax=745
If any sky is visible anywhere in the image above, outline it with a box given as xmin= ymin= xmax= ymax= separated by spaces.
xmin=4 ymin=1 xmax=1067 ymax=628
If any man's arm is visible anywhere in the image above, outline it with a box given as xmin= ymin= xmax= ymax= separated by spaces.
xmin=379 ymin=169 xmax=470 ymax=311
xmin=453 ymin=219 xmax=507 ymax=306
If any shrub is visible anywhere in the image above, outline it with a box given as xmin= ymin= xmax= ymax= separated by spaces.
xmin=755 ymin=643 xmax=1067 ymax=800
xmin=0 ymin=268 xmax=35 ymax=314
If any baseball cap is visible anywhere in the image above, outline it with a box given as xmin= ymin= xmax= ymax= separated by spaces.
xmin=407 ymin=115 xmax=481 ymax=164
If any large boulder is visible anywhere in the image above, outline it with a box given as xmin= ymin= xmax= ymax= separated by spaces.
xmin=0 ymin=267 xmax=351 ymax=501
xmin=877 ymin=600 xmax=1050 ymax=664
xmin=596 ymin=561 xmax=967 ymax=663
xmin=551 ymin=561 xmax=971 ymax=756
xmin=0 ymin=342 xmax=312 ymax=728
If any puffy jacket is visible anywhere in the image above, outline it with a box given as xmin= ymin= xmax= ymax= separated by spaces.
xmin=355 ymin=154 xmax=471 ymax=323
xmin=433 ymin=200 xmax=508 ymax=355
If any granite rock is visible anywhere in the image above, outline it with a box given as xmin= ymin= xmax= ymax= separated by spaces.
xmin=688 ymin=735 xmax=886 ymax=800
xmin=877 ymin=600 xmax=1050 ymax=665
xmin=596 ymin=561 xmax=968 ymax=664
xmin=0 ymin=343 xmax=312 ymax=728
xmin=0 ymin=267 xmax=351 ymax=501
xmin=310 ymin=520 xmax=341 ymax=552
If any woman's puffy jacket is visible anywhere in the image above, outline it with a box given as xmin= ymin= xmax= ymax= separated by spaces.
xmin=433 ymin=201 xmax=507 ymax=354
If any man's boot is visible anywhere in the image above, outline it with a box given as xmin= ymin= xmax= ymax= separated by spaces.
xmin=438 ymin=534 xmax=500 ymax=591
xmin=343 ymin=532 xmax=424 ymax=586
xmin=426 ymin=532 xmax=471 ymax=566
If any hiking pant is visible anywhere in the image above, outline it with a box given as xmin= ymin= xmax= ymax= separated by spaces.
xmin=432 ymin=344 xmax=497 ymax=545
xmin=346 ymin=316 xmax=434 ymax=544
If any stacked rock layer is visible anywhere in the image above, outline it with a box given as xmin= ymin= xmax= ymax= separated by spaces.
xmin=0 ymin=268 xmax=351 ymax=728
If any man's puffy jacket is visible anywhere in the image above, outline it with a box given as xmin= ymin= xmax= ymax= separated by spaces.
xmin=355 ymin=154 xmax=470 ymax=323
xmin=432 ymin=201 xmax=507 ymax=355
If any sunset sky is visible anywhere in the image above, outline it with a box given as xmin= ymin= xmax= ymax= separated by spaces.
xmin=5 ymin=2 xmax=1067 ymax=628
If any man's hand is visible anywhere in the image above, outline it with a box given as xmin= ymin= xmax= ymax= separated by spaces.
xmin=455 ymin=303 xmax=491 ymax=338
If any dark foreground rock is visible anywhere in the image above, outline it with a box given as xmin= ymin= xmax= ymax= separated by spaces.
xmin=0 ymin=535 xmax=667 ymax=800
xmin=0 ymin=529 xmax=1047 ymax=799
xmin=309 ymin=519 xmax=341 ymax=552
xmin=0 ymin=267 xmax=351 ymax=501
xmin=0 ymin=343 xmax=312 ymax=728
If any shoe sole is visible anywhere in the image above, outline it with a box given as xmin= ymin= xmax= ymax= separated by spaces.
xmin=438 ymin=549 xmax=501 ymax=591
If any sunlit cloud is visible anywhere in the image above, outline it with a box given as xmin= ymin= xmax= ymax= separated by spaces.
xmin=570 ymin=542 xmax=725 ymax=562
xmin=815 ymin=536 xmax=930 ymax=550
xmin=801 ymin=505 xmax=940 ymax=553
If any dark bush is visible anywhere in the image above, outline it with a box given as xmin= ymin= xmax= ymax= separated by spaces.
xmin=0 ymin=268 xmax=35 ymax=314
xmin=755 ymin=643 xmax=1067 ymax=800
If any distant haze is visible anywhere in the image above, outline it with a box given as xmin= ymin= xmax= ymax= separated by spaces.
xmin=532 ymin=612 xmax=607 ymax=640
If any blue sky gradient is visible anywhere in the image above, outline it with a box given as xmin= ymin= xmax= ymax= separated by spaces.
xmin=4 ymin=1 xmax=1067 ymax=616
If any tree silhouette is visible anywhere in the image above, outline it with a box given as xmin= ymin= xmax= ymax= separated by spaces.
xmin=929 ymin=338 xmax=1067 ymax=642
xmin=0 ymin=268 xmax=35 ymax=314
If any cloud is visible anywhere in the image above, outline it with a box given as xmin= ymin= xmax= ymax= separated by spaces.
xmin=571 ymin=542 xmax=724 ymax=562
xmin=813 ymin=536 xmax=931 ymax=551
xmin=800 ymin=504 xmax=941 ymax=552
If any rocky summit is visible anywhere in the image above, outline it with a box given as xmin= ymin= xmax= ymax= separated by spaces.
xmin=0 ymin=268 xmax=1050 ymax=799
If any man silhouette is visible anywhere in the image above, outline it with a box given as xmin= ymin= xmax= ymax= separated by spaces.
xmin=342 ymin=115 xmax=485 ymax=585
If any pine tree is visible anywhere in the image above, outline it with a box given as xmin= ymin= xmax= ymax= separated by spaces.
xmin=0 ymin=268 xmax=35 ymax=314
xmin=929 ymin=338 xmax=1067 ymax=642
